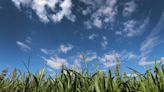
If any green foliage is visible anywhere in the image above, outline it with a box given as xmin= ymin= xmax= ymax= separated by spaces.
xmin=1 ymin=64 xmax=164 ymax=92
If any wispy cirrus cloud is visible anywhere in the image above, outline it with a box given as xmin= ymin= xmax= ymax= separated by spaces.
xmin=40 ymin=48 xmax=55 ymax=55
xmin=12 ymin=0 xmax=75 ymax=23
xmin=16 ymin=36 xmax=32 ymax=52
xmin=16 ymin=41 xmax=31 ymax=52
xmin=25 ymin=36 xmax=32 ymax=44
xmin=139 ymin=57 xmax=164 ymax=66
xmin=139 ymin=12 xmax=164 ymax=66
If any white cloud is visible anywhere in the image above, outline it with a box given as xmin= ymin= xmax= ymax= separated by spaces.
xmin=80 ymin=51 xmax=97 ymax=62
xmin=162 ymin=57 xmax=164 ymax=62
xmin=140 ymin=36 xmax=158 ymax=57
xmin=121 ymin=51 xmax=137 ymax=60
xmin=126 ymin=73 xmax=137 ymax=77
xmin=115 ymin=31 xmax=122 ymax=35
xmin=100 ymin=52 xmax=120 ymax=62
xmin=101 ymin=36 xmax=108 ymax=48
xmin=47 ymin=68 xmax=54 ymax=72
xmin=40 ymin=48 xmax=55 ymax=55
xmin=80 ymin=0 xmax=95 ymax=5
xmin=126 ymin=52 xmax=137 ymax=60
xmin=82 ymin=6 xmax=92 ymax=16
xmin=139 ymin=57 xmax=164 ymax=66
xmin=93 ymin=18 xmax=102 ymax=28
xmin=123 ymin=20 xmax=138 ymax=37
xmin=51 ymin=0 xmax=75 ymax=23
xmin=12 ymin=0 xmax=32 ymax=9
xmin=139 ymin=12 xmax=164 ymax=66
xmin=99 ymin=50 xmax=137 ymax=67
xmin=59 ymin=44 xmax=73 ymax=54
xmin=31 ymin=0 xmax=56 ymax=23
xmin=70 ymin=58 xmax=81 ymax=72
xmin=82 ymin=0 xmax=118 ymax=29
xmin=139 ymin=34 xmax=159 ymax=66
xmin=122 ymin=1 xmax=137 ymax=17
xmin=88 ymin=33 xmax=97 ymax=40
xmin=44 ymin=56 xmax=68 ymax=69
xmin=12 ymin=0 xmax=75 ymax=23
xmin=116 ymin=17 xmax=149 ymax=37
xmin=86 ymin=53 xmax=97 ymax=62
xmin=41 ymin=48 xmax=49 ymax=54
xmin=84 ymin=21 xmax=92 ymax=29
xmin=103 ymin=62 xmax=118 ymax=67
xmin=25 ymin=36 xmax=32 ymax=44
xmin=81 ymin=0 xmax=149 ymax=38
xmin=99 ymin=51 xmax=120 ymax=68
xmin=139 ymin=39 xmax=162 ymax=66
xmin=16 ymin=41 xmax=31 ymax=52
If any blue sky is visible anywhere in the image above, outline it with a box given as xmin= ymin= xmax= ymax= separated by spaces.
xmin=0 ymin=0 xmax=164 ymax=74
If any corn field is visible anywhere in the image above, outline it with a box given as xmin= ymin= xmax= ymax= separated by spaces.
xmin=1 ymin=64 xmax=164 ymax=92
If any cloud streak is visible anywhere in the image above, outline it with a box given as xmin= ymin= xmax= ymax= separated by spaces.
xmin=16 ymin=41 xmax=31 ymax=52
xmin=40 ymin=48 xmax=55 ymax=55
xmin=139 ymin=12 xmax=164 ymax=66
